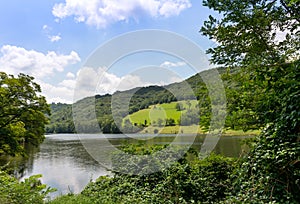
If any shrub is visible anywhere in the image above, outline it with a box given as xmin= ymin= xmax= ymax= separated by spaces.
xmin=0 ymin=171 xmax=55 ymax=204
xmin=81 ymin=145 xmax=235 ymax=203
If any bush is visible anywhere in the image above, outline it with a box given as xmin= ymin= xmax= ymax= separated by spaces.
xmin=225 ymin=127 xmax=300 ymax=203
xmin=81 ymin=145 xmax=235 ymax=203
xmin=0 ymin=171 xmax=55 ymax=204
xmin=49 ymin=194 xmax=94 ymax=204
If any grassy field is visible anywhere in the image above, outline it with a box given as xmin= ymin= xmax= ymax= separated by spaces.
xmin=123 ymin=100 xmax=259 ymax=136
xmin=125 ymin=100 xmax=198 ymax=126
xmin=140 ymin=125 xmax=204 ymax=134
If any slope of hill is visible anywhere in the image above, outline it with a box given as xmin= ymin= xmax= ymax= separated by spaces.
xmin=125 ymin=100 xmax=198 ymax=126
xmin=46 ymin=67 xmax=229 ymax=134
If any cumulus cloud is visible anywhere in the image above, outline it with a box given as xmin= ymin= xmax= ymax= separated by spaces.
xmin=49 ymin=34 xmax=62 ymax=42
xmin=66 ymin=72 xmax=76 ymax=78
xmin=52 ymin=0 xmax=191 ymax=28
xmin=0 ymin=45 xmax=80 ymax=78
xmin=73 ymin=66 xmax=182 ymax=102
xmin=160 ymin=61 xmax=186 ymax=68
xmin=42 ymin=24 xmax=62 ymax=42
xmin=39 ymin=66 xmax=182 ymax=104
xmin=42 ymin=24 xmax=49 ymax=30
xmin=38 ymin=80 xmax=75 ymax=104
xmin=74 ymin=67 xmax=148 ymax=101
xmin=96 ymin=68 xmax=147 ymax=94
xmin=0 ymin=44 xmax=184 ymax=104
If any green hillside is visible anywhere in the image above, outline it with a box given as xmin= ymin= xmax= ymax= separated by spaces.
xmin=125 ymin=100 xmax=198 ymax=126
xmin=46 ymin=67 xmax=255 ymax=134
xmin=46 ymin=68 xmax=210 ymax=133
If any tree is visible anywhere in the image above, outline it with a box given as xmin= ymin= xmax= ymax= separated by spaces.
xmin=186 ymin=100 xmax=192 ymax=109
xmin=201 ymin=0 xmax=300 ymax=202
xmin=165 ymin=118 xmax=176 ymax=126
xmin=0 ymin=72 xmax=50 ymax=156
xmin=201 ymin=0 xmax=300 ymax=67
xmin=175 ymin=102 xmax=182 ymax=111
xmin=157 ymin=118 xmax=165 ymax=127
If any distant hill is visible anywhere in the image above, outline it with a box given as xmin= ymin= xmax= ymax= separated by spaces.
xmin=46 ymin=67 xmax=228 ymax=134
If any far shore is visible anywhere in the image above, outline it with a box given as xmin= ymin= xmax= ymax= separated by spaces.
xmin=46 ymin=125 xmax=260 ymax=136
xmin=138 ymin=125 xmax=259 ymax=136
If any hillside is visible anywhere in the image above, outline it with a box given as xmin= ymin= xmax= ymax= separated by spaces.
xmin=46 ymin=67 xmax=236 ymax=134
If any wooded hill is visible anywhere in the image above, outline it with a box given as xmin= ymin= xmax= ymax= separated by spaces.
xmin=46 ymin=67 xmax=243 ymax=134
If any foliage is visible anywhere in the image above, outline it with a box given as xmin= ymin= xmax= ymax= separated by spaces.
xmin=224 ymin=60 xmax=300 ymax=203
xmin=79 ymin=145 xmax=235 ymax=204
xmin=201 ymin=0 xmax=300 ymax=202
xmin=227 ymin=127 xmax=300 ymax=203
xmin=179 ymin=109 xmax=200 ymax=126
xmin=201 ymin=0 xmax=300 ymax=66
xmin=45 ymin=103 xmax=74 ymax=133
xmin=49 ymin=194 xmax=94 ymax=204
xmin=0 ymin=72 xmax=50 ymax=156
xmin=0 ymin=171 xmax=55 ymax=204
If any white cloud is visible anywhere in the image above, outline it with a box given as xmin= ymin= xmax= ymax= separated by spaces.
xmin=38 ymin=80 xmax=75 ymax=104
xmin=42 ymin=24 xmax=49 ymax=30
xmin=73 ymin=66 xmax=182 ymax=102
xmin=66 ymin=72 xmax=75 ymax=78
xmin=159 ymin=0 xmax=189 ymax=17
xmin=160 ymin=61 xmax=186 ymax=68
xmin=0 ymin=45 xmax=81 ymax=104
xmin=42 ymin=25 xmax=62 ymax=42
xmin=39 ymin=67 xmax=182 ymax=103
xmin=0 ymin=44 xmax=183 ymax=104
xmin=96 ymin=68 xmax=147 ymax=94
xmin=59 ymin=79 xmax=76 ymax=89
xmin=74 ymin=67 xmax=145 ymax=101
xmin=0 ymin=45 xmax=80 ymax=78
xmin=169 ymin=76 xmax=181 ymax=83
xmin=49 ymin=34 xmax=62 ymax=42
xmin=52 ymin=0 xmax=191 ymax=28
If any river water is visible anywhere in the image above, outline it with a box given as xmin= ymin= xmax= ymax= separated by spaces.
xmin=1 ymin=134 xmax=252 ymax=198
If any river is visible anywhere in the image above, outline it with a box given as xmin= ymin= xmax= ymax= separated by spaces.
xmin=1 ymin=133 xmax=252 ymax=198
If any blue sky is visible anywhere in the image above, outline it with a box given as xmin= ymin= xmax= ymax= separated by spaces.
xmin=0 ymin=0 xmax=217 ymax=103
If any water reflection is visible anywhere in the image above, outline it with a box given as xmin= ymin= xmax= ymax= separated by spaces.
xmin=26 ymin=135 xmax=107 ymax=197
xmin=0 ymin=143 xmax=40 ymax=179
xmin=0 ymin=134 xmax=252 ymax=198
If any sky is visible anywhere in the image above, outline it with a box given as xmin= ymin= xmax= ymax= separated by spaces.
xmin=0 ymin=0 xmax=217 ymax=104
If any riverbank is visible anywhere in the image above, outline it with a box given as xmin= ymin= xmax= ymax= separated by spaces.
xmin=139 ymin=125 xmax=260 ymax=136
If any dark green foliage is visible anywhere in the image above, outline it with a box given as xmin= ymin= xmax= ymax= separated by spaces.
xmin=0 ymin=171 xmax=55 ymax=204
xmin=226 ymin=60 xmax=300 ymax=203
xmin=227 ymin=127 xmax=300 ymax=203
xmin=201 ymin=0 xmax=300 ymax=67
xmin=45 ymin=103 xmax=74 ymax=133
xmin=180 ymin=109 xmax=200 ymax=126
xmin=165 ymin=118 xmax=176 ymax=126
xmin=49 ymin=194 xmax=94 ymax=204
xmin=80 ymin=145 xmax=235 ymax=204
xmin=201 ymin=0 xmax=300 ymax=202
xmin=175 ymin=102 xmax=183 ymax=111
xmin=0 ymin=72 xmax=50 ymax=156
